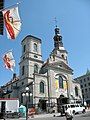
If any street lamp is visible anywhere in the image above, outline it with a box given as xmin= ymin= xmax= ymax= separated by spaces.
xmin=22 ymin=87 xmax=32 ymax=120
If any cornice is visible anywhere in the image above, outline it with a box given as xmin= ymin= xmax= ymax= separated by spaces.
xmin=21 ymin=35 xmax=42 ymax=43
xmin=19 ymin=57 xmax=44 ymax=64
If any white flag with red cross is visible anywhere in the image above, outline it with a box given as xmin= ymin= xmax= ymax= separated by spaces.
xmin=3 ymin=50 xmax=15 ymax=71
xmin=2 ymin=6 xmax=21 ymax=39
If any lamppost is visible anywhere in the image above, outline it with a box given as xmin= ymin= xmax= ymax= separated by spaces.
xmin=22 ymin=87 xmax=32 ymax=120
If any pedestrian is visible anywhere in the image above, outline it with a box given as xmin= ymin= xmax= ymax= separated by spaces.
xmin=65 ymin=110 xmax=73 ymax=120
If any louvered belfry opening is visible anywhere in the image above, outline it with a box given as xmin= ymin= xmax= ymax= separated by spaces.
xmin=0 ymin=0 xmax=4 ymax=35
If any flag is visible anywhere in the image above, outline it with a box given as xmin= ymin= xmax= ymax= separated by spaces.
xmin=3 ymin=51 xmax=15 ymax=71
xmin=54 ymin=79 xmax=59 ymax=92
xmin=63 ymin=81 xmax=67 ymax=91
xmin=2 ymin=6 xmax=21 ymax=39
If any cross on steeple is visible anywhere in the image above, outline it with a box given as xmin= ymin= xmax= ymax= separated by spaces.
xmin=54 ymin=17 xmax=58 ymax=28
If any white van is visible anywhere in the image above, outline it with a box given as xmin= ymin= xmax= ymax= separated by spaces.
xmin=59 ymin=104 xmax=86 ymax=116
xmin=65 ymin=104 xmax=86 ymax=115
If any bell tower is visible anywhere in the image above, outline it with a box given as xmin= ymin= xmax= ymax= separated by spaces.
xmin=51 ymin=26 xmax=68 ymax=64
xmin=19 ymin=35 xmax=43 ymax=81
xmin=53 ymin=26 xmax=63 ymax=49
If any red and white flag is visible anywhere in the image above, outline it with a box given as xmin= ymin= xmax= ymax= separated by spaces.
xmin=3 ymin=51 xmax=15 ymax=71
xmin=2 ymin=6 xmax=21 ymax=39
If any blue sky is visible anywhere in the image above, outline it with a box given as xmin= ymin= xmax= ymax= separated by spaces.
xmin=0 ymin=0 xmax=90 ymax=86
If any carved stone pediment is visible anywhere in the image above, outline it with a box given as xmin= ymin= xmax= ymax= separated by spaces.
xmin=48 ymin=61 xmax=73 ymax=72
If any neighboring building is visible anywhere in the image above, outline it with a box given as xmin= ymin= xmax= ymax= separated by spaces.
xmin=0 ymin=89 xmax=3 ymax=98
xmin=1 ymin=26 xmax=82 ymax=113
xmin=74 ymin=70 xmax=90 ymax=105
xmin=1 ymin=73 xmax=19 ymax=98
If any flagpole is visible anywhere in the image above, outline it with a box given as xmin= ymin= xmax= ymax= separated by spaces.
xmin=0 ymin=2 xmax=21 ymax=12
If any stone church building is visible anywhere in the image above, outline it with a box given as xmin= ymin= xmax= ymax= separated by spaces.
xmin=1 ymin=26 xmax=82 ymax=112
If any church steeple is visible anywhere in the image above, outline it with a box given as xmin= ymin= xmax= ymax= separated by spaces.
xmin=53 ymin=26 xmax=63 ymax=49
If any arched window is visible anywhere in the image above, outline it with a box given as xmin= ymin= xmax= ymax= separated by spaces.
xmin=61 ymin=54 xmax=65 ymax=59
xmin=75 ymin=86 xmax=78 ymax=96
xmin=23 ymin=45 xmax=26 ymax=52
xmin=34 ymin=43 xmax=38 ymax=52
xmin=40 ymin=81 xmax=44 ymax=93
xmin=34 ymin=64 xmax=38 ymax=73
xmin=34 ymin=55 xmax=38 ymax=58
xmin=59 ymin=76 xmax=63 ymax=88
xmin=22 ymin=66 xmax=25 ymax=75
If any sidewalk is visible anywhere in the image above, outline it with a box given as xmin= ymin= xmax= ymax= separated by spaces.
xmin=5 ymin=109 xmax=90 ymax=120
xmin=28 ymin=109 xmax=90 ymax=119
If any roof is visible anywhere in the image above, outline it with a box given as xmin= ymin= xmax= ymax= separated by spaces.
xmin=1 ymin=76 xmax=19 ymax=88
xmin=40 ymin=58 xmax=73 ymax=75
xmin=74 ymin=72 xmax=90 ymax=80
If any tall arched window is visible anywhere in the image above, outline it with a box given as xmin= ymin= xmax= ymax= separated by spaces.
xmin=34 ymin=64 xmax=38 ymax=73
xmin=75 ymin=86 xmax=78 ymax=96
xmin=34 ymin=43 xmax=38 ymax=52
xmin=23 ymin=44 xmax=26 ymax=52
xmin=59 ymin=76 xmax=63 ymax=88
xmin=40 ymin=81 xmax=44 ymax=93
xmin=22 ymin=66 xmax=25 ymax=75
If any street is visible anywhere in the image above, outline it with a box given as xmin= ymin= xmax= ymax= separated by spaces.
xmin=5 ymin=111 xmax=90 ymax=120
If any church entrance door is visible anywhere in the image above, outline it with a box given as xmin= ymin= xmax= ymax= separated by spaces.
xmin=57 ymin=95 xmax=69 ymax=112
xmin=39 ymin=99 xmax=46 ymax=111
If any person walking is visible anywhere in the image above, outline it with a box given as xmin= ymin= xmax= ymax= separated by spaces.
xmin=65 ymin=109 xmax=74 ymax=120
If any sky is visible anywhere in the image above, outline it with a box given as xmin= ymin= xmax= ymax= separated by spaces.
xmin=0 ymin=0 xmax=90 ymax=86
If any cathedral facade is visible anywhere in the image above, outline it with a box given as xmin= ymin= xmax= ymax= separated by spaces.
xmin=18 ymin=26 xmax=82 ymax=112
xmin=1 ymin=27 xmax=82 ymax=113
